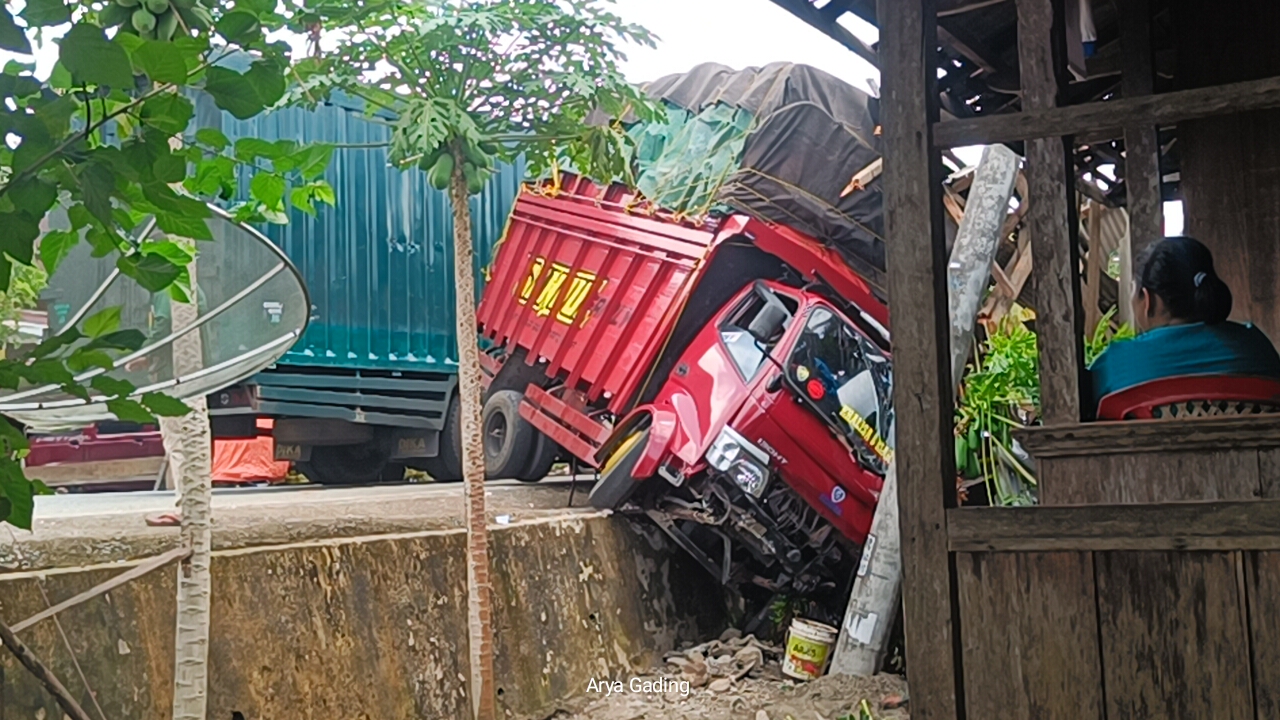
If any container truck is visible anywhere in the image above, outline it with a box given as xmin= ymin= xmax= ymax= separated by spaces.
xmin=197 ymin=90 xmax=524 ymax=484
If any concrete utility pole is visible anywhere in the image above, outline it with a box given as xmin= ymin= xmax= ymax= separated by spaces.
xmin=830 ymin=144 xmax=1020 ymax=676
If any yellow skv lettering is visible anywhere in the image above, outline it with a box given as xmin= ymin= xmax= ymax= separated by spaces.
xmin=517 ymin=257 xmax=545 ymax=305
xmin=556 ymin=269 xmax=598 ymax=325
xmin=532 ymin=262 xmax=571 ymax=317
xmin=840 ymin=405 xmax=893 ymax=464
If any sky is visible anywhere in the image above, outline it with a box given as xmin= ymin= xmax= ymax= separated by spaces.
xmin=1 ymin=0 xmax=1182 ymax=231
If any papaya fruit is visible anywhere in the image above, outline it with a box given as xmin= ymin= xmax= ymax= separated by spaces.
xmin=466 ymin=168 xmax=484 ymax=195
xmin=954 ymin=434 xmax=968 ymax=471
xmin=100 ymin=2 xmax=132 ymax=26
xmin=144 ymin=0 xmax=169 ymax=15
xmin=155 ymin=9 xmax=178 ymax=40
xmin=117 ymin=0 xmax=140 ymax=8
xmin=427 ymin=153 xmax=454 ymax=191
xmin=131 ymin=8 xmax=157 ymax=34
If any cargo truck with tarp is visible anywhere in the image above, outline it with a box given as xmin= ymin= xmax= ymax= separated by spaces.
xmin=474 ymin=63 xmax=903 ymax=625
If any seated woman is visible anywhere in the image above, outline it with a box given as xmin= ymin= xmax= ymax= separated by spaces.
xmin=1088 ymin=236 xmax=1280 ymax=414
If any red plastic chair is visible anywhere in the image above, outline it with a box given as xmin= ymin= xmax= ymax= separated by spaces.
xmin=1096 ymin=375 xmax=1280 ymax=420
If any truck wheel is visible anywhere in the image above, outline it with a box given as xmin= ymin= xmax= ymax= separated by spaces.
xmin=589 ymin=429 xmax=649 ymax=510
xmin=423 ymin=396 xmax=464 ymax=482
xmin=481 ymin=390 xmax=538 ymax=479
xmin=297 ymin=439 xmax=392 ymax=485
xmin=517 ymin=431 xmax=559 ymax=482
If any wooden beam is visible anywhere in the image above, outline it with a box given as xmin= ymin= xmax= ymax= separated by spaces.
xmin=877 ymin=0 xmax=960 ymax=717
xmin=769 ymin=0 xmax=880 ymax=67
xmin=947 ymin=501 xmax=1280 ymax=552
xmin=938 ymin=0 xmax=1010 ymax=17
xmin=933 ymin=74 xmax=1280 ymax=147
xmin=1082 ymin=201 xmax=1104 ymax=332
xmin=0 ymin=617 xmax=93 ymax=720
xmin=1119 ymin=0 xmax=1161 ymax=326
xmin=1017 ymin=416 xmax=1280 ymax=457
xmin=937 ymin=22 xmax=999 ymax=75
xmin=1017 ymin=0 xmax=1085 ymax=425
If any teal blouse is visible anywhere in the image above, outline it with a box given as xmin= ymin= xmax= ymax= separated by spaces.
xmin=1087 ymin=321 xmax=1280 ymax=411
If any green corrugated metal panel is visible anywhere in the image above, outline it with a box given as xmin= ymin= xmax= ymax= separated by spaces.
xmin=198 ymin=91 xmax=524 ymax=373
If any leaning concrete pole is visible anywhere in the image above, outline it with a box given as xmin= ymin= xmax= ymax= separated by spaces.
xmin=163 ymin=248 xmax=214 ymax=720
xmin=829 ymin=144 xmax=1020 ymax=675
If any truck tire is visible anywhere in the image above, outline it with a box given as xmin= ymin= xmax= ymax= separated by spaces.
xmin=481 ymin=390 xmax=538 ymax=479
xmin=517 ymin=431 xmax=559 ymax=482
xmin=297 ymin=438 xmax=392 ymax=485
xmin=589 ymin=429 xmax=649 ymax=510
xmin=422 ymin=396 xmax=464 ymax=482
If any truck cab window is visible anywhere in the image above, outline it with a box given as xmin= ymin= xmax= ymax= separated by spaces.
xmin=719 ymin=290 xmax=797 ymax=380
xmin=787 ymin=306 xmax=895 ymax=474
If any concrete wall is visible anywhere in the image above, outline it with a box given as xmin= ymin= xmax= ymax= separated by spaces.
xmin=0 ymin=513 xmax=725 ymax=719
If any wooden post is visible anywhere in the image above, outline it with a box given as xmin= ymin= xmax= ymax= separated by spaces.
xmin=1083 ymin=201 xmax=1104 ymax=333
xmin=1119 ymin=0 xmax=1161 ymax=326
xmin=830 ymin=144 xmax=1019 ymax=677
xmin=876 ymin=0 xmax=961 ymax=717
xmin=1017 ymin=0 xmax=1086 ymax=424
xmin=0 ymin=618 xmax=92 ymax=720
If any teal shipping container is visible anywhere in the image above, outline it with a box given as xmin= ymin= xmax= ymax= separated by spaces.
xmin=195 ymin=89 xmax=526 ymax=484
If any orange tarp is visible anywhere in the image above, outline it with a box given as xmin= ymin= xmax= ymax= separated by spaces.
xmin=211 ymin=418 xmax=289 ymax=483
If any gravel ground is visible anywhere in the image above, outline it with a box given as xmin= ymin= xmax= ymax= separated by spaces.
xmin=546 ymin=630 xmax=909 ymax=720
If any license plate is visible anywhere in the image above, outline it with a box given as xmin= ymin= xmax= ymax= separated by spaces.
xmin=274 ymin=443 xmax=304 ymax=461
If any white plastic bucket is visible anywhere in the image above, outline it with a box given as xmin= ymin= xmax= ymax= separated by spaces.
xmin=781 ymin=617 xmax=839 ymax=680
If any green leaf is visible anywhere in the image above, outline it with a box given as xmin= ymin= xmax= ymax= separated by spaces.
xmin=312 ymin=181 xmax=336 ymax=206
xmin=85 ymin=329 xmax=146 ymax=352
xmin=290 ymin=186 xmax=315 ymax=216
xmin=204 ymin=60 xmax=285 ymax=120
xmin=106 ymin=398 xmax=154 ymax=424
xmin=195 ymin=127 xmax=229 ymax=151
xmin=39 ymin=229 xmax=78 ymax=274
xmin=293 ymin=144 xmax=334 ymax=181
xmin=48 ymin=60 xmax=72 ymax=90
xmin=141 ymin=240 xmax=194 ymax=267
xmin=22 ymin=0 xmax=72 ymax=27
xmin=0 ymin=461 xmax=34 ymax=530
xmin=85 ymin=227 xmax=121 ymax=257
xmin=82 ymin=306 xmax=122 ymax=338
xmin=234 ymin=137 xmax=277 ymax=162
xmin=140 ymin=93 xmax=194 ymax=135
xmin=216 ymin=10 xmax=261 ymax=45
xmin=0 ymin=7 xmax=32 ymax=54
xmin=153 ymin=211 xmax=213 ymax=241
xmin=236 ymin=0 xmax=277 ymax=15
xmin=249 ymin=172 xmax=286 ymax=210
xmin=141 ymin=392 xmax=190 ymax=417
xmin=28 ymin=327 xmax=82 ymax=359
xmin=78 ymin=162 xmax=117 ymax=227
xmin=59 ymin=22 xmax=134 ymax=89
xmin=91 ymin=375 xmax=133 ymax=398
xmin=66 ymin=348 xmax=115 ymax=373
xmin=0 ymin=212 xmax=40 ymax=265
xmin=133 ymin=40 xmax=189 ymax=86
xmin=117 ymin=252 xmax=183 ymax=292
xmin=152 ymin=151 xmax=187 ymax=184
xmin=8 ymin=177 xmax=58 ymax=219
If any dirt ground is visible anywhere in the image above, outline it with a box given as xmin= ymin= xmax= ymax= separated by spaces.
xmin=547 ymin=631 xmax=909 ymax=720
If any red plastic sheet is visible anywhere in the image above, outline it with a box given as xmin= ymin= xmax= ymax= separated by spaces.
xmin=212 ymin=418 xmax=289 ymax=483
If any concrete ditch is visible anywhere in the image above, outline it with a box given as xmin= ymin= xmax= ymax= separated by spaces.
xmin=0 ymin=512 xmax=727 ymax=719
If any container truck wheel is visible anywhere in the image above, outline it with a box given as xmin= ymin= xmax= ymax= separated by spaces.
xmin=421 ymin=396 xmax=464 ymax=482
xmin=589 ymin=429 xmax=649 ymax=510
xmin=298 ymin=439 xmax=393 ymax=485
xmin=481 ymin=390 xmax=538 ymax=479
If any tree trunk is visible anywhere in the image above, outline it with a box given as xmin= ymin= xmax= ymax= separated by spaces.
xmin=163 ymin=249 xmax=213 ymax=720
xmin=449 ymin=149 xmax=496 ymax=720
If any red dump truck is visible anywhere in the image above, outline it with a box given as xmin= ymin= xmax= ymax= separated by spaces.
xmin=476 ymin=175 xmax=895 ymax=613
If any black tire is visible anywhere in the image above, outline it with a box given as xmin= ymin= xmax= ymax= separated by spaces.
xmin=589 ymin=429 xmax=649 ymax=510
xmin=481 ymin=389 xmax=539 ymax=479
xmin=381 ymin=462 xmax=406 ymax=483
xmin=297 ymin=439 xmax=392 ymax=485
xmin=425 ymin=396 xmax=464 ymax=482
xmin=516 ymin=430 xmax=559 ymax=482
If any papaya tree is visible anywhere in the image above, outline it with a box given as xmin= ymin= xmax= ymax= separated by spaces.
xmin=288 ymin=1 xmax=659 ymax=716
xmin=0 ymin=1 xmax=334 ymax=717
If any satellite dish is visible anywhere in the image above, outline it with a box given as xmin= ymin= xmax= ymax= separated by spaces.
xmin=0 ymin=204 xmax=309 ymax=433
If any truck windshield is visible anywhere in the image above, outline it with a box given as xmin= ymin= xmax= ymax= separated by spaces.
xmin=786 ymin=306 xmax=894 ymax=475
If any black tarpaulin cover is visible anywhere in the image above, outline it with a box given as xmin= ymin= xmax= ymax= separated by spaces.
xmin=630 ymin=62 xmax=887 ymax=292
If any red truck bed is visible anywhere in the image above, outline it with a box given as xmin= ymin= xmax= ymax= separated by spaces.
xmin=478 ymin=177 xmax=721 ymax=416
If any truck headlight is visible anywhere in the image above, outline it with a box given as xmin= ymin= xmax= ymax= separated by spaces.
xmin=706 ymin=426 xmax=770 ymax=497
